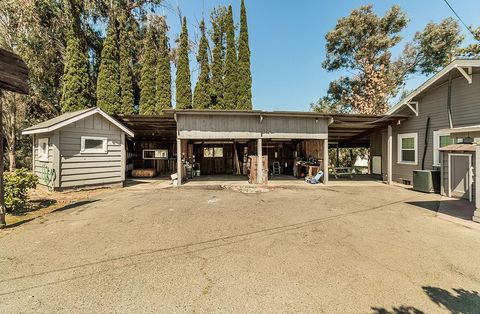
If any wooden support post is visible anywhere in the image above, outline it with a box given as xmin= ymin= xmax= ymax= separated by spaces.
xmin=387 ymin=125 xmax=392 ymax=185
xmin=336 ymin=144 xmax=339 ymax=167
xmin=0 ymin=94 xmax=4 ymax=227
xmin=176 ymin=138 xmax=182 ymax=186
xmin=323 ymin=139 xmax=329 ymax=184
xmin=474 ymin=145 xmax=480 ymax=223
xmin=257 ymin=138 xmax=262 ymax=184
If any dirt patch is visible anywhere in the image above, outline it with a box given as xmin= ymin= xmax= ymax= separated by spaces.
xmin=1 ymin=185 xmax=117 ymax=234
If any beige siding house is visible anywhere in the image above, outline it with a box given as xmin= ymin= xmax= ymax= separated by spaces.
xmin=23 ymin=108 xmax=134 ymax=191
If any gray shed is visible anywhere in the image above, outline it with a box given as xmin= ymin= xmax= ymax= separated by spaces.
xmin=22 ymin=108 xmax=134 ymax=190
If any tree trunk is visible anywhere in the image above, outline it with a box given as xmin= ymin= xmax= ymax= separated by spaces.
xmin=3 ymin=93 xmax=17 ymax=172
xmin=8 ymin=148 xmax=15 ymax=171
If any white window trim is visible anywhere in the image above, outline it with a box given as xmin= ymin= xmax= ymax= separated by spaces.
xmin=81 ymin=136 xmax=108 ymax=154
xmin=37 ymin=137 xmax=49 ymax=162
xmin=433 ymin=130 xmax=451 ymax=167
xmin=397 ymin=133 xmax=418 ymax=165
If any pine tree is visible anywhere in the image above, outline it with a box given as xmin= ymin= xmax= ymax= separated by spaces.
xmin=209 ymin=6 xmax=227 ymax=109
xmin=156 ymin=17 xmax=172 ymax=110
xmin=193 ymin=20 xmax=210 ymax=109
xmin=175 ymin=17 xmax=192 ymax=109
xmin=237 ymin=0 xmax=252 ymax=110
xmin=96 ymin=18 xmax=121 ymax=114
xmin=223 ymin=5 xmax=238 ymax=109
xmin=118 ymin=13 xmax=135 ymax=114
xmin=139 ymin=25 xmax=157 ymax=115
xmin=60 ymin=24 xmax=91 ymax=112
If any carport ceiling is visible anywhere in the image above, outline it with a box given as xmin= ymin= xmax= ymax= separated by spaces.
xmin=115 ymin=115 xmax=177 ymax=139
xmin=115 ymin=112 xmax=407 ymax=146
xmin=328 ymin=114 xmax=408 ymax=148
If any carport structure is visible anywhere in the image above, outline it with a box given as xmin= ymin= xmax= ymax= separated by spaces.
xmin=171 ymin=110 xmax=330 ymax=185
xmin=115 ymin=110 xmax=407 ymax=186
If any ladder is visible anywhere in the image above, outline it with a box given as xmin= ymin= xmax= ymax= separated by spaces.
xmin=272 ymin=161 xmax=281 ymax=175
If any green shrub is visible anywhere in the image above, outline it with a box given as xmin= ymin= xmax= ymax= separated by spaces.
xmin=4 ymin=168 xmax=38 ymax=212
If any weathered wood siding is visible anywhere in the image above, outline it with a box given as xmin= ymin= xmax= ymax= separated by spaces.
xmin=177 ymin=114 xmax=261 ymax=139
xmin=58 ymin=113 xmax=124 ymax=188
xmin=33 ymin=133 xmax=55 ymax=186
xmin=381 ymin=74 xmax=480 ymax=183
xmin=177 ymin=114 xmax=328 ymax=139
xmin=262 ymin=116 xmax=328 ymax=139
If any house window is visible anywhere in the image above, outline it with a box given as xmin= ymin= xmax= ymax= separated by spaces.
xmin=81 ymin=136 xmax=107 ymax=154
xmin=397 ymin=133 xmax=418 ymax=165
xmin=38 ymin=138 xmax=49 ymax=161
xmin=203 ymin=147 xmax=223 ymax=158
xmin=433 ymin=131 xmax=453 ymax=166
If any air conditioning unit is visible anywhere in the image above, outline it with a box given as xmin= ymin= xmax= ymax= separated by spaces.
xmin=413 ymin=170 xmax=440 ymax=193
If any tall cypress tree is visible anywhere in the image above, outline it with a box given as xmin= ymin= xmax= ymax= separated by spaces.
xmin=209 ymin=7 xmax=227 ymax=109
xmin=96 ymin=18 xmax=121 ymax=114
xmin=118 ymin=13 xmax=135 ymax=114
xmin=139 ymin=25 xmax=157 ymax=115
xmin=223 ymin=5 xmax=238 ymax=109
xmin=156 ymin=17 xmax=172 ymax=110
xmin=193 ymin=20 xmax=210 ymax=109
xmin=60 ymin=25 xmax=91 ymax=112
xmin=237 ymin=0 xmax=252 ymax=110
xmin=175 ymin=17 xmax=192 ymax=109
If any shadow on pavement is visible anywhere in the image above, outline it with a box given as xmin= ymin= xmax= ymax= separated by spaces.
xmin=370 ymin=286 xmax=480 ymax=314
xmin=371 ymin=305 xmax=424 ymax=314
xmin=405 ymin=201 xmax=440 ymax=213
xmin=52 ymin=200 xmax=99 ymax=213
xmin=422 ymin=286 xmax=480 ymax=314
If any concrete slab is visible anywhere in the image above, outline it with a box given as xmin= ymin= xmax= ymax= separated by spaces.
xmin=1 ymin=185 xmax=480 ymax=312
xmin=437 ymin=196 xmax=480 ymax=230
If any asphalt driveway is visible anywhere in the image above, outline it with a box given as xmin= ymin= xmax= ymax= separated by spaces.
xmin=1 ymin=183 xmax=479 ymax=313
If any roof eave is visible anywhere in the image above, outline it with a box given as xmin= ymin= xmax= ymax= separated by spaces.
xmin=22 ymin=107 xmax=135 ymax=138
xmin=386 ymin=59 xmax=480 ymax=115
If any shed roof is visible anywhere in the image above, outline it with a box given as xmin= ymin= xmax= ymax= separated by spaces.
xmin=439 ymin=144 xmax=476 ymax=152
xmin=23 ymin=107 xmax=134 ymax=137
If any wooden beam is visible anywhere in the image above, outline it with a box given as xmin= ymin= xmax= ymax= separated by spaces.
xmin=457 ymin=66 xmax=472 ymax=84
xmin=323 ymin=139 xmax=329 ymax=184
xmin=257 ymin=138 xmax=263 ymax=184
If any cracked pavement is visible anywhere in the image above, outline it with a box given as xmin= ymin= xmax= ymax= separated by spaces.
xmin=0 ymin=183 xmax=479 ymax=313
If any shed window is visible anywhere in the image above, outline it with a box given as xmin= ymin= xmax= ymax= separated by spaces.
xmin=433 ymin=130 xmax=453 ymax=166
xmin=38 ymin=138 xmax=49 ymax=161
xmin=203 ymin=147 xmax=223 ymax=158
xmin=81 ymin=136 xmax=107 ymax=154
xmin=397 ymin=133 xmax=418 ymax=165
